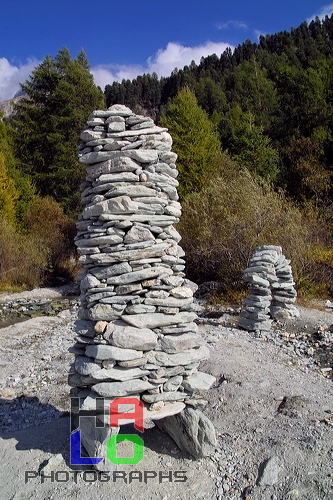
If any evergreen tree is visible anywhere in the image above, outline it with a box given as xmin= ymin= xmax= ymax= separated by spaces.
xmin=194 ymin=77 xmax=227 ymax=116
xmin=160 ymin=87 xmax=223 ymax=199
xmin=10 ymin=47 xmax=105 ymax=215
xmin=227 ymin=107 xmax=280 ymax=181
xmin=231 ymin=57 xmax=278 ymax=129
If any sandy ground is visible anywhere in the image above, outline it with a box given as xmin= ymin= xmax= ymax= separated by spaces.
xmin=0 ymin=288 xmax=332 ymax=500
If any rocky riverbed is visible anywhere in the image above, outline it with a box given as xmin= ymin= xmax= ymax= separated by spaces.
xmin=0 ymin=287 xmax=332 ymax=499
xmin=0 ymin=284 xmax=79 ymax=326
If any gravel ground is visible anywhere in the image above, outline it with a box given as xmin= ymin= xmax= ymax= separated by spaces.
xmin=0 ymin=288 xmax=332 ymax=500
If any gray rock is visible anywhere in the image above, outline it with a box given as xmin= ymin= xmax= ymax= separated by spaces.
xmin=240 ymin=310 xmax=271 ymax=321
xmin=106 ymin=266 xmax=172 ymax=285
xmin=244 ymin=275 xmax=270 ymax=287
xmin=90 ymin=242 xmax=171 ymax=264
xmin=142 ymin=392 xmax=187 ymax=403
xmin=86 ymin=157 xmax=139 ymax=176
xmin=91 ymin=366 xmax=149 ymax=382
xmin=99 ymin=295 xmax=137 ymax=304
xmin=75 ymin=234 xmax=123 ymax=247
xmin=127 ymin=150 xmax=159 ymax=162
xmin=257 ymin=456 xmax=281 ymax=486
xmin=75 ymin=356 xmax=101 ymax=376
xmin=106 ymin=185 xmax=158 ymax=198
xmin=270 ymin=304 xmax=299 ymax=319
xmin=80 ymin=274 xmax=101 ymax=291
xmin=89 ymin=303 xmax=125 ymax=320
xmin=182 ymin=372 xmax=216 ymax=392
xmin=238 ymin=317 xmax=272 ymax=331
xmin=131 ymin=119 xmax=155 ymax=129
xmin=103 ymin=141 xmax=129 ymax=151
xmin=155 ymin=163 xmax=178 ymax=179
xmin=125 ymin=304 xmax=156 ymax=314
xmin=169 ymin=286 xmax=193 ymax=299
xmin=105 ymin=323 xmax=157 ymax=350
xmin=108 ymin=121 xmax=126 ymax=132
xmin=94 ymin=172 xmax=139 ymax=184
xmin=87 ymin=117 xmax=105 ymax=126
xmin=164 ymin=375 xmax=183 ymax=392
xmin=105 ymin=115 xmax=125 ymax=124
xmin=80 ymin=129 xmax=104 ymax=142
xmin=86 ymin=291 xmax=116 ymax=304
xmin=118 ymin=357 xmax=147 ymax=368
xmin=107 ymin=127 xmax=167 ymax=138
xmin=159 ymin=151 xmax=178 ymax=163
xmin=160 ymin=333 xmax=204 ymax=353
xmin=116 ymin=283 xmax=142 ymax=295
xmin=121 ymin=311 xmax=197 ymax=329
xmin=74 ymin=319 xmax=96 ymax=338
xmin=85 ymin=344 xmax=143 ymax=361
xmin=79 ymin=415 xmax=119 ymax=472
xmin=80 ymin=150 xmax=126 ymax=164
xmin=90 ymin=262 xmax=132 ymax=279
xmin=89 ymin=105 xmax=133 ymax=118
xmin=147 ymin=345 xmax=209 ymax=366
xmin=243 ymin=297 xmax=271 ymax=308
xmin=68 ymin=372 xmax=97 ymax=387
xmin=146 ymin=290 xmax=169 ymax=299
xmin=82 ymin=196 xmax=139 ymax=219
xmin=124 ymin=226 xmax=155 ymax=244
xmin=92 ymin=379 xmax=155 ymax=397
xmin=144 ymin=296 xmax=193 ymax=308
xmin=271 ymin=294 xmax=296 ymax=303
xmin=155 ymin=407 xmax=216 ymax=458
xmin=159 ymin=322 xmax=198 ymax=334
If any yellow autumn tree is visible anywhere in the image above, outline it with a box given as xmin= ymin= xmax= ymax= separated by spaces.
xmin=0 ymin=151 xmax=18 ymax=224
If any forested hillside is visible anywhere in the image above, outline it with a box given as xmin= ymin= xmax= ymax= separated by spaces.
xmin=105 ymin=15 xmax=333 ymax=206
xmin=1 ymin=17 xmax=333 ymax=298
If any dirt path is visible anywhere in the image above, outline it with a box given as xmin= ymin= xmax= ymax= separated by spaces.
xmin=0 ymin=291 xmax=332 ymax=500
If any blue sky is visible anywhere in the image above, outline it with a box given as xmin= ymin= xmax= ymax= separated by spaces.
xmin=0 ymin=0 xmax=332 ymax=101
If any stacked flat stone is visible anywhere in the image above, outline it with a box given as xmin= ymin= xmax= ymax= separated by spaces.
xmin=238 ymin=245 xmax=299 ymax=332
xmin=270 ymin=251 xmax=299 ymax=321
xmin=69 ymin=105 xmax=216 ymax=466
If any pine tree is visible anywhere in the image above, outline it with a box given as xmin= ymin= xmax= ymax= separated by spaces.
xmin=160 ymin=87 xmax=222 ymax=199
xmin=10 ymin=47 xmax=105 ymax=215
xmin=228 ymin=107 xmax=280 ymax=181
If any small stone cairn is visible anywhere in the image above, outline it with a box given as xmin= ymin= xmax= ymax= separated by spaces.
xmin=69 ymin=104 xmax=216 ymax=468
xmin=238 ymin=245 xmax=299 ymax=332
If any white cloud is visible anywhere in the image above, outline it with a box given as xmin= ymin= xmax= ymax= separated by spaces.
xmin=91 ymin=64 xmax=145 ymax=90
xmin=307 ymin=3 xmax=333 ymax=23
xmin=91 ymin=40 xmax=234 ymax=90
xmin=0 ymin=58 xmax=39 ymax=101
xmin=254 ymin=29 xmax=266 ymax=40
xmin=217 ymin=20 xmax=249 ymax=30
xmin=1 ymin=41 xmax=235 ymax=99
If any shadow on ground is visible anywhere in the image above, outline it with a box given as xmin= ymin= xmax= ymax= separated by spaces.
xmin=0 ymin=396 xmax=189 ymax=471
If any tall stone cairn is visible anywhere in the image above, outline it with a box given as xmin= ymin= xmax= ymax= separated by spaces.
xmin=70 ymin=105 xmax=216 ymax=468
xmin=238 ymin=245 xmax=299 ymax=332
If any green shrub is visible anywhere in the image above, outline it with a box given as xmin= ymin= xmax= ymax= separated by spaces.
xmin=24 ymin=196 xmax=78 ymax=283
xmin=178 ymin=168 xmax=313 ymax=293
xmin=0 ymin=219 xmax=48 ymax=289
xmin=0 ymin=151 xmax=18 ymax=225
